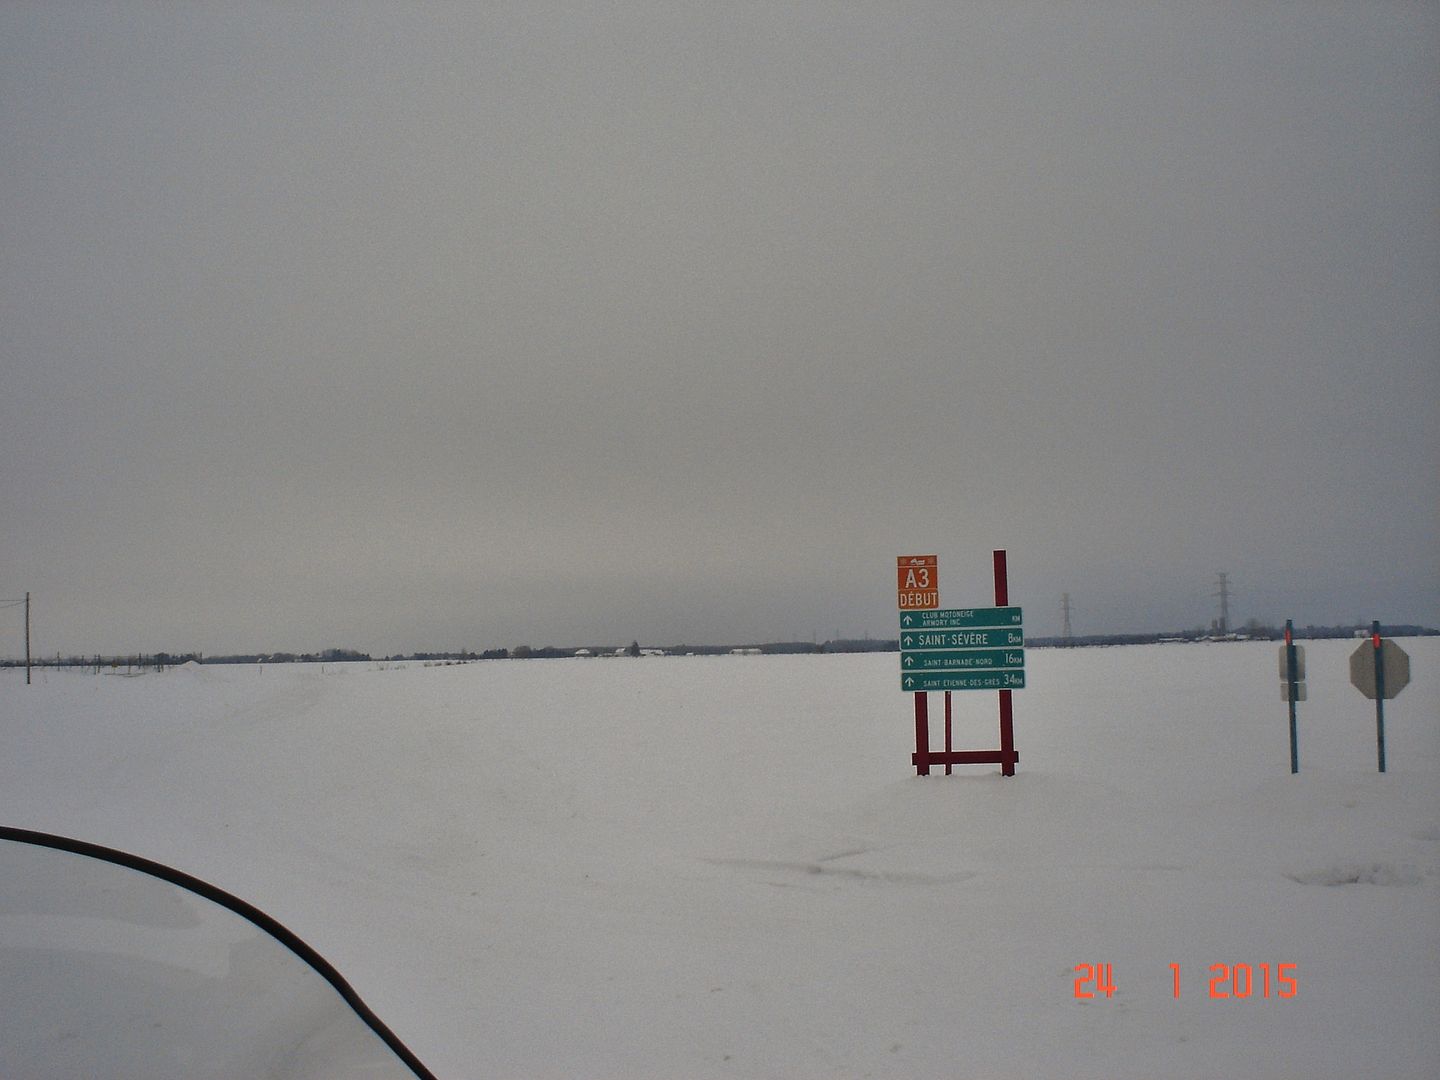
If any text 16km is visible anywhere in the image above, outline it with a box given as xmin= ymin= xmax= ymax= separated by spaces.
xmin=1074 ymin=963 xmax=1298 ymax=1000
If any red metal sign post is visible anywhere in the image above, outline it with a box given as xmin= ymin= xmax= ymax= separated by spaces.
xmin=913 ymin=692 xmax=929 ymax=775
xmin=994 ymin=550 xmax=1017 ymax=777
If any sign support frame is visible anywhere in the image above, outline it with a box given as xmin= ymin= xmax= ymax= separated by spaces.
xmin=910 ymin=550 xmax=1018 ymax=777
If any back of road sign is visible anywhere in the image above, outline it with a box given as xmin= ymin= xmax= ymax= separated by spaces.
xmin=1279 ymin=643 xmax=1307 ymax=701
xmin=1349 ymin=639 xmax=1410 ymax=700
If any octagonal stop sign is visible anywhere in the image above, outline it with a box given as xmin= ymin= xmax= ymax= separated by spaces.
xmin=1349 ymin=639 xmax=1410 ymax=700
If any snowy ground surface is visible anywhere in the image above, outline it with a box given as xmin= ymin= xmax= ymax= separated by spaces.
xmin=3 ymin=640 xmax=1438 ymax=1079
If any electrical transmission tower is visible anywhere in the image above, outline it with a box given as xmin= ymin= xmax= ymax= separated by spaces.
xmin=1061 ymin=593 xmax=1073 ymax=643
xmin=1213 ymin=573 xmax=1232 ymax=635
xmin=1 ymin=592 xmax=30 ymax=684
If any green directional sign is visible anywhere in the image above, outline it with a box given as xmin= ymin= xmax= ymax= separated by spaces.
xmin=901 ymin=648 xmax=1025 ymax=671
xmin=897 ymin=604 xmax=1026 ymax=692
xmin=899 ymin=628 xmax=1023 ymax=650
xmin=902 ymin=670 xmax=1025 ymax=692
xmin=898 ymin=606 xmax=1022 ymax=630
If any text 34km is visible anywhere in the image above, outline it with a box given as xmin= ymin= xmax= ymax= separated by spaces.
xmin=1074 ymin=963 xmax=1298 ymax=1000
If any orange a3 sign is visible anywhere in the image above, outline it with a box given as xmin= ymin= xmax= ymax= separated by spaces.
xmin=896 ymin=555 xmax=939 ymax=610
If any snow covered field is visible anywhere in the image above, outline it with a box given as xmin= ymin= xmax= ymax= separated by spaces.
xmin=3 ymin=640 xmax=1437 ymax=1079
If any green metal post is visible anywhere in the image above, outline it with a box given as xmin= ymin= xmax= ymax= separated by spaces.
xmin=1372 ymin=621 xmax=1386 ymax=773
xmin=1285 ymin=620 xmax=1298 ymax=773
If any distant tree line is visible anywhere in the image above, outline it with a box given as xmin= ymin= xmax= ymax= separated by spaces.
xmin=0 ymin=652 xmax=206 ymax=672
xmin=1031 ymin=622 xmax=1437 ymax=648
xmin=1 ymin=648 xmax=373 ymax=670
xmin=7 ymin=624 xmax=1433 ymax=673
xmin=206 ymin=648 xmax=373 ymax=664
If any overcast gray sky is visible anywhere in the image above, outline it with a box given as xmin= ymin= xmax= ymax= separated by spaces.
xmin=2 ymin=2 xmax=1437 ymax=657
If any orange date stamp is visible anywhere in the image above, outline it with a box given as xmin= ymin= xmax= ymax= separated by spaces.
xmin=1074 ymin=963 xmax=1298 ymax=1000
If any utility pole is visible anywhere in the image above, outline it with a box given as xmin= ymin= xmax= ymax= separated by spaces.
xmin=1213 ymin=573 xmax=1231 ymax=635
xmin=1061 ymin=593 xmax=1073 ymax=644
xmin=24 ymin=592 xmax=31 ymax=685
